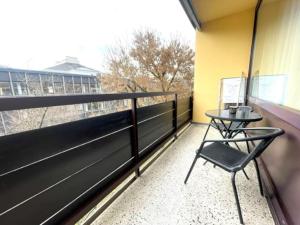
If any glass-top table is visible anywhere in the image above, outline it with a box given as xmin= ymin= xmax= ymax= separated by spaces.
xmin=203 ymin=109 xmax=263 ymax=140
xmin=205 ymin=109 xmax=262 ymax=123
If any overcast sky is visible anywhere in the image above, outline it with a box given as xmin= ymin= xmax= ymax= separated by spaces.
xmin=0 ymin=0 xmax=195 ymax=71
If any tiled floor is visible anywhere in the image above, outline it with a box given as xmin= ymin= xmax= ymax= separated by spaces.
xmin=92 ymin=124 xmax=274 ymax=225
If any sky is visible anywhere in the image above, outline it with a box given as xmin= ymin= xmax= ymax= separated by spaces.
xmin=0 ymin=0 xmax=195 ymax=71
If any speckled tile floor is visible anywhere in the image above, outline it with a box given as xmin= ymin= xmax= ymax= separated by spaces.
xmin=92 ymin=124 xmax=274 ymax=225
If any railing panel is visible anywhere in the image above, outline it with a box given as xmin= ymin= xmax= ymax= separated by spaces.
xmin=0 ymin=110 xmax=133 ymax=225
xmin=177 ymin=97 xmax=192 ymax=127
xmin=177 ymin=111 xmax=191 ymax=127
xmin=0 ymin=146 xmax=132 ymax=225
xmin=177 ymin=97 xmax=190 ymax=115
xmin=137 ymin=102 xmax=174 ymax=155
xmin=0 ymin=128 xmax=132 ymax=214
xmin=0 ymin=110 xmax=131 ymax=175
xmin=137 ymin=101 xmax=173 ymax=122
xmin=138 ymin=112 xmax=174 ymax=154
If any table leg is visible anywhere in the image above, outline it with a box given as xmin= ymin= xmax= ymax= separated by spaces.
xmin=211 ymin=118 xmax=226 ymax=138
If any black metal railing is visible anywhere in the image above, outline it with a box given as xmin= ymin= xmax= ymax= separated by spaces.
xmin=0 ymin=92 xmax=192 ymax=225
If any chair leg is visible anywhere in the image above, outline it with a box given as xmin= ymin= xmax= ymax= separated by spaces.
xmin=202 ymin=123 xmax=211 ymax=166
xmin=253 ymin=158 xmax=264 ymax=196
xmin=203 ymin=123 xmax=211 ymax=141
xmin=242 ymin=169 xmax=250 ymax=180
xmin=231 ymin=172 xmax=244 ymax=224
xmin=184 ymin=154 xmax=199 ymax=184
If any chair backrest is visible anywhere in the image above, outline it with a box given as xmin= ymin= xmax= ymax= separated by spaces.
xmin=240 ymin=127 xmax=284 ymax=168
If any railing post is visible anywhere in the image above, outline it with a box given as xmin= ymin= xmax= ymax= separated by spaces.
xmin=131 ymin=98 xmax=140 ymax=177
xmin=173 ymin=93 xmax=178 ymax=139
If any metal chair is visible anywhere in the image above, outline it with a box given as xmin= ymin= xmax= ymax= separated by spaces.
xmin=184 ymin=127 xmax=284 ymax=224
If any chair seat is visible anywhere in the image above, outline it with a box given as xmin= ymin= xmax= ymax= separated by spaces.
xmin=198 ymin=142 xmax=248 ymax=172
xmin=211 ymin=122 xmax=243 ymax=132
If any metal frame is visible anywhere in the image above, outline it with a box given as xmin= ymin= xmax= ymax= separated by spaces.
xmin=0 ymin=92 xmax=192 ymax=225
xmin=131 ymin=98 xmax=140 ymax=176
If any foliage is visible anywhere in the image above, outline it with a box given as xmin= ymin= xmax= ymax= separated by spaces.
xmin=101 ymin=30 xmax=194 ymax=94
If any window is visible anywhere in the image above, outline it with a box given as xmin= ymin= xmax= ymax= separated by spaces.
xmin=250 ymin=0 xmax=300 ymax=110
xmin=41 ymin=74 xmax=54 ymax=94
xmin=64 ymin=76 xmax=74 ymax=94
xmin=82 ymin=77 xmax=90 ymax=93
xmin=11 ymin=72 xmax=28 ymax=96
xmin=73 ymin=76 xmax=82 ymax=93
xmin=0 ymin=71 xmax=12 ymax=96
xmin=27 ymin=73 xmax=42 ymax=96
xmin=89 ymin=77 xmax=98 ymax=93
xmin=53 ymin=75 xmax=64 ymax=94
xmin=0 ymin=82 xmax=11 ymax=96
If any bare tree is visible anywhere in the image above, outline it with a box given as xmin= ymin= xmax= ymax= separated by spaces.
xmin=102 ymin=30 xmax=194 ymax=94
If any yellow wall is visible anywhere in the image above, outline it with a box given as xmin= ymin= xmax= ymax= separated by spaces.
xmin=193 ymin=9 xmax=254 ymax=123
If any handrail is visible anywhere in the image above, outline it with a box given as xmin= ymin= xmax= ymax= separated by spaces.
xmin=0 ymin=92 xmax=175 ymax=111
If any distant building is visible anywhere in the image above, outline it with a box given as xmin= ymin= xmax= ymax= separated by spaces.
xmin=0 ymin=57 xmax=101 ymax=96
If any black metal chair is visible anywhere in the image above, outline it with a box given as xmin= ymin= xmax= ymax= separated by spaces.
xmin=184 ymin=127 xmax=284 ymax=224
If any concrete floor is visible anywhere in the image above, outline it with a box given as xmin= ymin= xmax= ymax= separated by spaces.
xmin=92 ymin=124 xmax=274 ymax=225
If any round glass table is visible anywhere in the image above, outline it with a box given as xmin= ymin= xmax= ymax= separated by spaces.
xmin=203 ymin=109 xmax=263 ymax=139
xmin=205 ymin=109 xmax=262 ymax=123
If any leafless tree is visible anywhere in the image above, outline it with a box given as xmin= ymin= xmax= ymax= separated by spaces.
xmin=102 ymin=30 xmax=194 ymax=94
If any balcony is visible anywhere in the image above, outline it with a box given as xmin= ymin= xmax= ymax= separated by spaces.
xmin=0 ymin=92 xmax=278 ymax=225
xmin=1 ymin=0 xmax=299 ymax=224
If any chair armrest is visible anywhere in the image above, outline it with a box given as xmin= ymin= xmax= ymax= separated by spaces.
xmin=203 ymin=127 xmax=284 ymax=145
xmin=202 ymin=136 xmax=254 ymax=144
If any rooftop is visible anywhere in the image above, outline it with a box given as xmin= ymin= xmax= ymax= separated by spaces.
xmin=45 ymin=56 xmax=100 ymax=76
